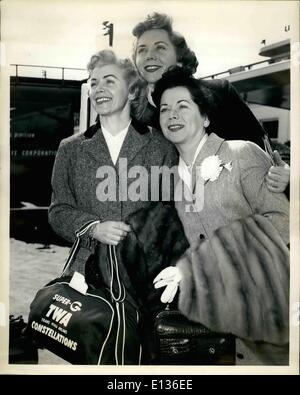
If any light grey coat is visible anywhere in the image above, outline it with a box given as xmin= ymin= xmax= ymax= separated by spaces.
xmin=175 ymin=133 xmax=289 ymax=365
xmin=49 ymin=122 xmax=178 ymax=249
xmin=175 ymin=133 xmax=289 ymax=246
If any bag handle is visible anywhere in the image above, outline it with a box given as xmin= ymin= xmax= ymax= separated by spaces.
xmin=108 ymin=245 xmax=126 ymax=302
xmin=61 ymin=222 xmax=127 ymax=302
xmin=61 ymin=220 xmax=100 ymax=276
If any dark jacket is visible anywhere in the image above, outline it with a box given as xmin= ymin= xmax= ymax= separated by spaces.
xmin=121 ymin=202 xmax=189 ymax=314
xmin=136 ymin=78 xmax=265 ymax=149
xmin=83 ymin=202 xmax=189 ymax=315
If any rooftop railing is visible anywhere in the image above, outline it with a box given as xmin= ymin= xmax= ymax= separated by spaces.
xmin=10 ymin=63 xmax=88 ymax=82
xmin=201 ymin=52 xmax=290 ymax=80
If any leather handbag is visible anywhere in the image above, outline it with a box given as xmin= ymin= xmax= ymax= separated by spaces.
xmin=155 ymin=308 xmax=236 ymax=365
xmin=26 ymin=221 xmax=141 ymax=365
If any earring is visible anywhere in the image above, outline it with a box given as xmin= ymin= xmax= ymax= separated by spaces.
xmin=204 ymin=119 xmax=210 ymax=128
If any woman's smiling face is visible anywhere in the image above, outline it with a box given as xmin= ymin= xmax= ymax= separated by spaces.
xmin=159 ymin=86 xmax=207 ymax=147
xmin=135 ymin=29 xmax=177 ymax=84
xmin=89 ymin=64 xmax=130 ymax=116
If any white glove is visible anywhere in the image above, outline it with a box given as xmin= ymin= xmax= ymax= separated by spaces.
xmin=153 ymin=266 xmax=182 ymax=304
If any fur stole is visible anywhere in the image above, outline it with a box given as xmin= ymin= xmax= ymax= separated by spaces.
xmin=177 ymin=214 xmax=289 ymax=345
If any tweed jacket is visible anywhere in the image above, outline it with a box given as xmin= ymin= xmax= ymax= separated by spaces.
xmin=175 ymin=133 xmax=289 ymax=247
xmin=136 ymin=78 xmax=265 ymax=148
xmin=48 ymin=119 xmax=178 ymax=250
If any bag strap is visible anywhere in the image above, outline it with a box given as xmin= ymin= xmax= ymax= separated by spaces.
xmin=61 ymin=223 xmax=127 ymax=302
xmin=108 ymin=245 xmax=126 ymax=302
xmin=61 ymin=220 xmax=100 ymax=276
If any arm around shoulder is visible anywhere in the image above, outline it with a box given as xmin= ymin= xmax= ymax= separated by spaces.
xmin=237 ymin=141 xmax=289 ymax=244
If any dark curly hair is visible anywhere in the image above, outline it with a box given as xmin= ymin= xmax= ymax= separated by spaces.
xmin=132 ymin=12 xmax=198 ymax=75
xmin=152 ymin=66 xmax=215 ymax=130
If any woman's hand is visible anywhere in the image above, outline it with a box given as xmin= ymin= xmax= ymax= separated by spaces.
xmin=90 ymin=221 xmax=131 ymax=245
xmin=266 ymin=151 xmax=290 ymax=193
xmin=153 ymin=266 xmax=182 ymax=304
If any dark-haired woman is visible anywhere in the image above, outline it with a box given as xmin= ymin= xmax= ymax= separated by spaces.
xmin=132 ymin=12 xmax=264 ymax=145
xmin=152 ymin=66 xmax=290 ymax=365
xmin=131 ymin=12 xmax=290 ymax=193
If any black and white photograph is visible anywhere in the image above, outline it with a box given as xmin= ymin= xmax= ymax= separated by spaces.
xmin=0 ymin=0 xmax=299 ymax=375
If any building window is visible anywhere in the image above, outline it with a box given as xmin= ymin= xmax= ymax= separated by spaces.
xmin=261 ymin=119 xmax=279 ymax=139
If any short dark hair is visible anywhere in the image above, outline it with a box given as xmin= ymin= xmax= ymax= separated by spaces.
xmin=132 ymin=12 xmax=198 ymax=75
xmin=152 ymin=66 xmax=215 ymax=126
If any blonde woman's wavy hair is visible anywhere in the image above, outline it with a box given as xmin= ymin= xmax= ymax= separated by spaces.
xmin=87 ymin=49 xmax=140 ymax=100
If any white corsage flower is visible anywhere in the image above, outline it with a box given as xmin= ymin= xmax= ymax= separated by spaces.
xmin=224 ymin=161 xmax=233 ymax=172
xmin=200 ymin=155 xmax=233 ymax=182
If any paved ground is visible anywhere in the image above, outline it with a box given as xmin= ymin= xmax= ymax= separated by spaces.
xmin=9 ymin=238 xmax=71 ymax=364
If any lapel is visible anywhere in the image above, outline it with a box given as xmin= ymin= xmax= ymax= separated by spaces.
xmin=80 ymin=122 xmax=151 ymax=168
xmin=193 ymin=133 xmax=225 ymax=188
xmin=115 ymin=123 xmax=151 ymax=167
xmin=194 ymin=133 xmax=225 ymax=166
xmin=81 ymin=124 xmax=114 ymax=166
